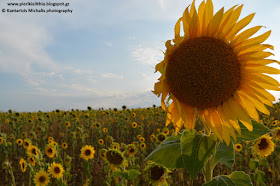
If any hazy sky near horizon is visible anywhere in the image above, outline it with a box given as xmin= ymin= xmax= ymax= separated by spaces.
xmin=0 ymin=0 xmax=280 ymax=112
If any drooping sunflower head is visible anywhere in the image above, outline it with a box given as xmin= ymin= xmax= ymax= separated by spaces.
xmin=33 ymin=170 xmax=50 ymax=186
xmin=274 ymin=127 xmax=280 ymax=140
xmin=144 ymin=162 xmax=169 ymax=185
xmin=80 ymin=145 xmax=95 ymax=161
xmin=253 ymin=134 xmax=275 ymax=157
xmin=153 ymin=0 xmax=280 ymax=145
xmin=64 ymin=155 xmax=72 ymax=164
xmin=48 ymin=162 xmax=65 ymax=179
xmin=234 ymin=143 xmax=243 ymax=152
xmin=156 ymin=133 xmax=166 ymax=143
xmin=105 ymin=149 xmax=125 ymax=167
xmin=100 ymin=149 xmax=107 ymax=160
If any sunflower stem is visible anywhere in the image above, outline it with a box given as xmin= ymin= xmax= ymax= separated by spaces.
xmin=204 ymin=158 xmax=213 ymax=183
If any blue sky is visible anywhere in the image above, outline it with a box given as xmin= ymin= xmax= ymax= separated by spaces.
xmin=0 ymin=0 xmax=280 ymax=112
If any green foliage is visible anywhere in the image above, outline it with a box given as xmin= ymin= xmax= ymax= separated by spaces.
xmin=249 ymin=159 xmax=258 ymax=170
xmin=212 ymin=142 xmax=234 ymax=169
xmin=146 ymin=129 xmax=216 ymax=179
xmin=203 ymin=171 xmax=253 ymax=186
xmin=111 ymin=169 xmax=141 ymax=180
xmin=233 ymin=120 xmax=271 ymax=143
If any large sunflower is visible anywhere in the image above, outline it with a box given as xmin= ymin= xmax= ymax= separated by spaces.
xmin=153 ymin=0 xmax=280 ymax=144
xmin=33 ymin=170 xmax=50 ymax=186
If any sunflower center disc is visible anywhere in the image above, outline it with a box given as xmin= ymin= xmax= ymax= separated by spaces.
xmin=150 ymin=166 xmax=164 ymax=180
xmin=85 ymin=149 xmax=91 ymax=156
xmin=258 ymin=138 xmax=269 ymax=150
xmin=54 ymin=167 xmax=61 ymax=173
xmin=166 ymin=37 xmax=240 ymax=109
xmin=39 ymin=176 xmax=46 ymax=183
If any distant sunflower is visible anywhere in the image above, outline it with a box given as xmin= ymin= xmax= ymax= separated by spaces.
xmin=16 ymin=139 xmax=23 ymax=146
xmin=64 ymin=155 xmax=72 ymax=164
xmin=132 ymin=113 xmax=136 ymax=117
xmin=80 ymin=145 xmax=95 ymax=161
xmin=33 ymin=170 xmax=50 ymax=186
xmin=132 ymin=122 xmax=137 ymax=128
xmin=0 ymin=137 xmax=4 ymax=144
xmin=61 ymin=143 xmax=68 ymax=149
xmin=27 ymin=145 xmax=39 ymax=156
xmin=48 ymin=162 xmax=64 ymax=179
xmin=27 ymin=156 xmax=36 ymax=166
xmin=234 ymin=143 xmax=243 ymax=152
xmin=139 ymin=137 xmax=145 ymax=143
xmin=98 ymin=139 xmax=104 ymax=145
xmin=274 ymin=127 xmax=280 ymax=140
xmin=156 ymin=133 xmax=166 ymax=143
xmin=65 ymin=121 xmax=70 ymax=128
xmin=140 ymin=143 xmax=146 ymax=150
xmin=127 ymin=144 xmax=136 ymax=156
xmin=137 ymin=134 xmax=142 ymax=139
xmin=162 ymin=128 xmax=170 ymax=136
xmin=100 ymin=149 xmax=107 ymax=160
xmin=111 ymin=142 xmax=120 ymax=150
xmin=19 ymin=158 xmax=27 ymax=173
xmin=272 ymin=120 xmax=279 ymax=126
xmin=153 ymin=0 xmax=280 ymax=145
xmin=23 ymin=139 xmax=31 ymax=149
xmin=253 ymin=135 xmax=275 ymax=157
xmin=103 ymin=128 xmax=108 ymax=133
xmin=45 ymin=146 xmax=55 ymax=158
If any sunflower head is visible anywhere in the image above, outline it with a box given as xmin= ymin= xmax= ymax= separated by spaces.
xmin=100 ymin=149 xmax=107 ymax=160
xmin=16 ymin=139 xmax=23 ymax=146
xmin=27 ymin=156 xmax=36 ymax=166
xmin=64 ymin=155 xmax=72 ymax=164
xmin=132 ymin=122 xmax=137 ymax=128
xmin=272 ymin=120 xmax=279 ymax=126
xmin=61 ymin=143 xmax=68 ymax=149
xmin=139 ymin=137 xmax=145 ymax=143
xmin=23 ymin=139 xmax=31 ymax=149
xmin=98 ymin=139 xmax=104 ymax=145
xmin=33 ymin=170 xmax=50 ymax=186
xmin=274 ymin=127 xmax=280 ymax=140
xmin=140 ymin=143 xmax=146 ymax=150
xmin=80 ymin=145 xmax=95 ymax=161
xmin=153 ymin=0 xmax=279 ymax=145
xmin=19 ymin=158 xmax=27 ymax=173
xmin=126 ymin=144 xmax=137 ymax=156
xmin=234 ymin=143 xmax=243 ymax=152
xmin=27 ymin=145 xmax=39 ymax=156
xmin=48 ymin=162 xmax=65 ymax=179
xmin=45 ymin=145 xmax=56 ymax=158
xmin=156 ymin=133 xmax=166 ymax=143
xmin=111 ymin=142 xmax=120 ymax=150
xmin=105 ymin=149 xmax=125 ymax=166
xmin=253 ymin=134 xmax=275 ymax=157
xmin=144 ymin=162 xmax=169 ymax=185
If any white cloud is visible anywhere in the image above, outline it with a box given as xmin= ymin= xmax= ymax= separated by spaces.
xmin=101 ymin=73 xmax=124 ymax=79
xmin=131 ymin=45 xmax=163 ymax=65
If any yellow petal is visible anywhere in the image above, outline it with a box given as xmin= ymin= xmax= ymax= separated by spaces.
xmin=204 ymin=0 xmax=214 ymax=26
xmin=206 ymin=7 xmax=224 ymax=36
xmin=189 ymin=7 xmax=200 ymax=38
xmin=241 ymin=71 xmax=280 ymax=86
xmin=233 ymin=91 xmax=260 ymax=122
xmin=198 ymin=1 xmax=206 ymax=32
xmin=240 ymin=59 xmax=277 ymax=66
xmin=182 ymin=6 xmax=191 ymax=37
xmin=222 ymin=5 xmax=243 ymax=37
xmin=227 ymin=13 xmax=255 ymax=40
xmin=243 ymin=65 xmax=280 ymax=74
xmin=217 ymin=105 xmax=237 ymax=141
xmin=180 ymin=102 xmax=196 ymax=129
xmin=238 ymin=51 xmax=274 ymax=61
xmin=174 ymin=18 xmax=182 ymax=44
xmin=235 ymin=30 xmax=271 ymax=50
xmin=231 ymin=26 xmax=263 ymax=46
xmin=228 ymin=98 xmax=253 ymax=131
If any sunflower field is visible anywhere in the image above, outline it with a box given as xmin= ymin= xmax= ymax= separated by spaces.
xmin=0 ymin=102 xmax=280 ymax=186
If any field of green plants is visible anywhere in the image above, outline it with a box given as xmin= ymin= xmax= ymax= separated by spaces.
xmin=0 ymin=103 xmax=280 ymax=185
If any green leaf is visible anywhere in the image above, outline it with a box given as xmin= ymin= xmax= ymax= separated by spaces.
xmin=203 ymin=171 xmax=253 ymax=186
xmin=233 ymin=120 xmax=271 ymax=144
xmin=126 ymin=169 xmax=141 ymax=180
xmin=212 ymin=142 xmax=234 ymax=169
xmin=249 ymin=159 xmax=258 ymax=170
xmin=146 ymin=130 xmax=216 ymax=179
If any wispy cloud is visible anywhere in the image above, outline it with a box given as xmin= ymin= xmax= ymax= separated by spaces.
xmin=131 ymin=45 xmax=163 ymax=65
